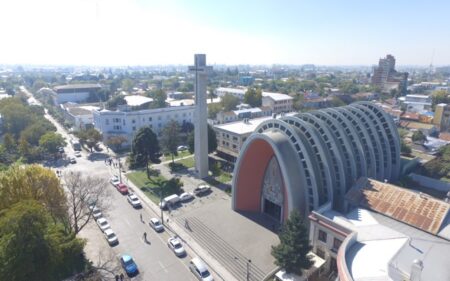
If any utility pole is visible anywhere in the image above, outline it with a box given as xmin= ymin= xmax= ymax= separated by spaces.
xmin=160 ymin=189 xmax=164 ymax=225
xmin=117 ymin=156 xmax=122 ymax=183
xmin=246 ymin=259 xmax=251 ymax=281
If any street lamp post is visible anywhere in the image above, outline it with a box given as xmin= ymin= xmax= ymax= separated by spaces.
xmin=117 ymin=156 xmax=122 ymax=183
xmin=246 ymin=259 xmax=251 ymax=281
xmin=160 ymin=189 xmax=164 ymax=225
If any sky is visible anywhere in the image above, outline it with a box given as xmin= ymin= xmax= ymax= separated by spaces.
xmin=0 ymin=0 xmax=449 ymax=66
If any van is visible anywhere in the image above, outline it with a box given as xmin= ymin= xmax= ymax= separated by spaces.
xmin=160 ymin=194 xmax=181 ymax=209
xmin=189 ymin=257 xmax=213 ymax=281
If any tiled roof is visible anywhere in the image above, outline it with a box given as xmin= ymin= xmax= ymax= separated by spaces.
xmin=346 ymin=178 xmax=450 ymax=235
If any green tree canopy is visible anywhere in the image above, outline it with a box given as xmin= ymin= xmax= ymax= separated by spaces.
xmin=221 ymin=94 xmax=240 ymax=111
xmin=271 ymin=210 xmax=313 ymax=275
xmin=150 ymin=89 xmax=167 ymax=108
xmin=39 ymin=132 xmax=66 ymax=156
xmin=106 ymin=95 xmax=126 ymax=110
xmin=244 ymin=88 xmax=262 ymax=107
xmin=130 ymin=126 xmax=160 ymax=175
xmin=161 ymin=120 xmax=181 ymax=163
xmin=77 ymin=128 xmax=102 ymax=152
xmin=412 ymin=130 xmax=427 ymax=144
xmin=187 ymin=124 xmax=217 ymax=154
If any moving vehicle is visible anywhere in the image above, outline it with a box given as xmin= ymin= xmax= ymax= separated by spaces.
xmin=149 ymin=218 xmax=164 ymax=232
xmin=193 ymin=185 xmax=211 ymax=196
xmin=74 ymin=151 xmax=81 ymax=157
xmin=96 ymin=218 xmax=110 ymax=232
xmin=167 ymin=237 xmax=186 ymax=257
xmin=116 ymin=183 xmax=128 ymax=195
xmin=127 ymin=193 xmax=141 ymax=208
xmin=92 ymin=207 xmax=102 ymax=220
xmin=159 ymin=194 xmax=181 ymax=209
xmin=120 ymin=255 xmax=139 ymax=276
xmin=177 ymin=145 xmax=188 ymax=151
xmin=70 ymin=138 xmax=81 ymax=151
xmin=179 ymin=192 xmax=194 ymax=202
xmin=104 ymin=229 xmax=118 ymax=246
xmin=189 ymin=257 xmax=214 ymax=281
xmin=69 ymin=157 xmax=77 ymax=164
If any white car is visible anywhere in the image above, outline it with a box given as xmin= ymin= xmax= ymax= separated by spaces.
xmin=74 ymin=151 xmax=81 ymax=157
xmin=69 ymin=157 xmax=77 ymax=164
xmin=179 ymin=192 xmax=194 ymax=202
xmin=110 ymin=176 xmax=120 ymax=187
xmin=104 ymin=228 xmax=118 ymax=245
xmin=127 ymin=193 xmax=142 ymax=208
xmin=96 ymin=218 xmax=110 ymax=232
xmin=193 ymin=185 xmax=211 ymax=196
xmin=149 ymin=218 xmax=164 ymax=232
xmin=167 ymin=237 xmax=186 ymax=257
xmin=177 ymin=145 xmax=188 ymax=151
xmin=189 ymin=257 xmax=214 ymax=281
xmin=92 ymin=207 xmax=102 ymax=220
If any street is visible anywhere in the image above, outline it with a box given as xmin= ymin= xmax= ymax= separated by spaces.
xmin=21 ymin=87 xmax=197 ymax=280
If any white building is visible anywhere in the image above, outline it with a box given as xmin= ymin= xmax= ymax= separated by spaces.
xmin=94 ymin=105 xmax=195 ymax=147
xmin=61 ymin=103 xmax=100 ymax=131
xmin=262 ymin=92 xmax=293 ymax=113
xmin=53 ymin=84 xmax=102 ymax=104
xmin=215 ymin=87 xmax=247 ymax=99
xmin=398 ymin=94 xmax=432 ymax=113
xmin=216 ymin=106 xmax=272 ymax=124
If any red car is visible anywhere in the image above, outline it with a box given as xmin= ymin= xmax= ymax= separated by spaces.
xmin=116 ymin=183 xmax=129 ymax=195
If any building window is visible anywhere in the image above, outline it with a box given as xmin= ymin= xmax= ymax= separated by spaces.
xmin=113 ymin=125 xmax=121 ymax=130
xmin=318 ymin=230 xmax=327 ymax=243
xmin=113 ymin=118 xmax=120 ymax=123
xmin=105 ymin=119 xmax=109 ymax=125
xmin=132 ymin=119 xmax=136 ymax=124
xmin=149 ymin=117 xmax=152 ymax=121
xmin=158 ymin=116 xmax=161 ymax=120
xmin=333 ymin=238 xmax=342 ymax=251
xmin=132 ymin=126 xmax=136 ymax=131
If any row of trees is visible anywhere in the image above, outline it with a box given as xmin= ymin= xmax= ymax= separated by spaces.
xmin=0 ymin=97 xmax=66 ymax=167
xmin=129 ymin=121 xmax=217 ymax=173
xmin=0 ymin=165 xmax=111 ymax=280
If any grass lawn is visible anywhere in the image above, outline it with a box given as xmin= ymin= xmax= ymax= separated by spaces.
xmin=127 ymin=170 xmax=169 ymax=204
xmin=165 ymin=155 xmax=195 ymax=171
xmin=163 ymin=150 xmax=192 ymax=161
xmin=216 ymin=172 xmax=232 ymax=184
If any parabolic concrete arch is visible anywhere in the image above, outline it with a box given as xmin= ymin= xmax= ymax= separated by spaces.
xmin=232 ymin=102 xmax=401 ymax=222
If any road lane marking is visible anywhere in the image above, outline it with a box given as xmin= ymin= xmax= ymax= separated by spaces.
xmin=158 ymin=261 xmax=169 ymax=273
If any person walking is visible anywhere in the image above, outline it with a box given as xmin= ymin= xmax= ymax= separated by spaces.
xmin=143 ymin=232 xmax=147 ymax=241
xmin=140 ymin=213 xmax=143 ymax=223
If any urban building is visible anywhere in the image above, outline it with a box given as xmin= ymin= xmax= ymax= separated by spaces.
xmin=398 ymin=94 xmax=432 ymax=113
xmin=52 ymin=84 xmax=102 ymax=104
xmin=371 ymin=54 xmax=408 ymax=91
xmin=60 ymin=103 xmax=100 ymax=131
xmin=238 ymin=76 xmax=254 ymax=86
xmin=309 ymin=177 xmax=450 ymax=281
xmin=93 ymin=102 xmax=194 ymax=147
xmin=262 ymin=92 xmax=293 ymax=113
xmin=215 ymin=87 xmax=247 ymax=99
xmin=216 ymin=106 xmax=272 ymax=124
xmin=232 ymin=102 xmax=401 ymax=222
xmin=433 ymin=103 xmax=450 ymax=131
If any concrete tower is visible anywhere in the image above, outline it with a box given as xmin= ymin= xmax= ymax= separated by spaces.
xmin=189 ymin=54 xmax=212 ymax=178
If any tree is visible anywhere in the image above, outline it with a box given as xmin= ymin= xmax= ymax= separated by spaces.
xmin=106 ymin=95 xmax=126 ymax=110
xmin=208 ymin=103 xmax=222 ymax=119
xmin=186 ymin=124 xmax=217 ymax=155
xmin=121 ymin=78 xmax=134 ymax=92
xmin=221 ymin=94 xmax=240 ymax=111
xmin=401 ymin=140 xmax=412 ymax=155
xmin=271 ymin=210 xmax=313 ymax=275
xmin=77 ymin=128 xmax=102 ymax=152
xmin=161 ymin=120 xmax=181 ymax=163
xmin=431 ymin=89 xmax=450 ymax=109
xmin=63 ymin=171 xmax=110 ymax=234
xmin=3 ymin=133 xmax=16 ymax=152
xmin=39 ymin=132 xmax=66 ymax=156
xmin=244 ymin=88 xmax=262 ymax=107
xmin=412 ymin=130 xmax=427 ymax=144
xmin=150 ymin=89 xmax=167 ymax=108
xmin=129 ymin=126 xmax=160 ymax=176
xmin=106 ymin=135 xmax=127 ymax=151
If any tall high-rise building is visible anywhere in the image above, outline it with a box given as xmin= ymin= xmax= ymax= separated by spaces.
xmin=189 ymin=54 xmax=212 ymax=178
xmin=371 ymin=54 xmax=408 ymax=92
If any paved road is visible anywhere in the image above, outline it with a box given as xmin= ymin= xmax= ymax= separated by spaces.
xmin=21 ymin=86 xmax=197 ymax=280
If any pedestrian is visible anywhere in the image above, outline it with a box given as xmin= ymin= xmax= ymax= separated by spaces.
xmin=143 ymin=232 xmax=147 ymax=241
xmin=140 ymin=213 xmax=143 ymax=222
xmin=115 ymin=275 xmax=119 ymax=281
xmin=184 ymin=218 xmax=189 ymax=228
xmin=119 ymin=273 xmax=124 ymax=281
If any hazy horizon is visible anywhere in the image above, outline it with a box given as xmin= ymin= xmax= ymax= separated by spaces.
xmin=1 ymin=0 xmax=449 ymax=66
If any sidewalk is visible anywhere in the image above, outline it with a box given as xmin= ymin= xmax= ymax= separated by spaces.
xmin=125 ymin=170 xmax=238 ymax=281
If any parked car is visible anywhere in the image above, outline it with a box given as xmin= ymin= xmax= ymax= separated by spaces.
xmin=58 ymin=147 xmax=65 ymax=153
xmin=92 ymin=207 xmax=102 ymax=220
xmin=69 ymin=157 xmax=77 ymax=164
xmin=116 ymin=183 xmax=128 ymax=195
xmin=179 ymin=192 xmax=194 ymax=202
xmin=127 ymin=193 xmax=142 ymax=208
xmin=159 ymin=194 xmax=181 ymax=209
xmin=193 ymin=185 xmax=211 ymax=196
xmin=74 ymin=151 xmax=81 ymax=157
xmin=120 ymin=255 xmax=139 ymax=277
xmin=189 ymin=257 xmax=214 ymax=281
xmin=104 ymin=228 xmax=118 ymax=246
xmin=96 ymin=218 xmax=110 ymax=232
xmin=167 ymin=237 xmax=186 ymax=257
xmin=177 ymin=145 xmax=188 ymax=151
xmin=110 ymin=176 xmax=120 ymax=187
xmin=149 ymin=218 xmax=164 ymax=232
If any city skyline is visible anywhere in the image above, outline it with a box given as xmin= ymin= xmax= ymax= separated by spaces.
xmin=1 ymin=0 xmax=450 ymax=66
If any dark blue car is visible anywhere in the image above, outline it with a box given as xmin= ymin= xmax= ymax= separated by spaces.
xmin=120 ymin=255 xmax=139 ymax=276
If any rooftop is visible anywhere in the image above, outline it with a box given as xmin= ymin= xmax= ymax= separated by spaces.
xmin=168 ymin=99 xmax=195 ymax=107
xmin=214 ymin=116 xmax=273 ymax=135
xmin=346 ymin=177 xmax=450 ymax=236
xmin=54 ymin=83 xmax=101 ymax=91
xmin=123 ymin=95 xmax=153 ymax=107
xmin=216 ymin=87 xmax=247 ymax=94
xmin=262 ymin=91 xmax=293 ymax=101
